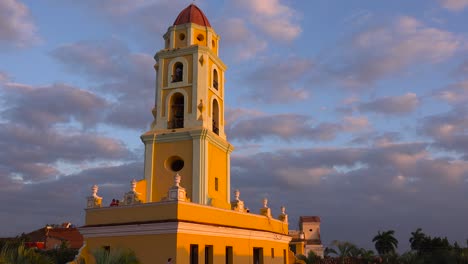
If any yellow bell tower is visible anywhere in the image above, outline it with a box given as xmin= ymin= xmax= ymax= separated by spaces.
xmin=141 ymin=4 xmax=233 ymax=209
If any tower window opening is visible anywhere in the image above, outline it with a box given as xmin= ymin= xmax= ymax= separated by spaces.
xmin=215 ymin=177 xmax=218 ymax=191
xmin=213 ymin=69 xmax=218 ymax=90
xmin=172 ymin=62 xmax=183 ymax=82
xmin=179 ymin=33 xmax=185 ymax=40
xmin=197 ymin=34 xmax=205 ymax=42
xmin=212 ymin=99 xmax=219 ymax=135
xmin=169 ymin=93 xmax=184 ymax=129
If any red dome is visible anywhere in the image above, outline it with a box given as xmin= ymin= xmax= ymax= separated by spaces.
xmin=173 ymin=4 xmax=211 ymax=27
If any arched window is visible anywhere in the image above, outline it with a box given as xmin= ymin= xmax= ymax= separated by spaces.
xmin=212 ymin=99 xmax=219 ymax=135
xmin=169 ymin=93 xmax=184 ymax=129
xmin=213 ymin=69 xmax=219 ymax=90
xmin=172 ymin=62 xmax=183 ymax=82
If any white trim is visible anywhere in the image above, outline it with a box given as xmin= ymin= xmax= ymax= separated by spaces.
xmin=190 ymin=129 xmax=208 ymax=204
xmin=156 ymin=46 xmax=227 ymax=71
xmin=79 ymin=222 xmax=291 ymax=244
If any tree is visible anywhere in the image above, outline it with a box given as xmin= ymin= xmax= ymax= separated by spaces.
xmin=92 ymin=247 xmax=140 ymax=264
xmin=409 ymin=228 xmax=425 ymax=253
xmin=372 ymin=230 xmax=398 ymax=256
xmin=0 ymin=243 xmax=53 ymax=264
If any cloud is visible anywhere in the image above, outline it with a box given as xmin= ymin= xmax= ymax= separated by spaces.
xmin=0 ymin=71 xmax=9 ymax=83
xmin=235 ymin=0 xmax=302 ymax=42
xmin=2 ymin=82 xmax=107 ymax=129
xmin=0 ymin=0 xmax=39 ymax=48
xmin=434 ymin=81 xmax=468 ymax=105
xmin=320 ymin=16 xmax=463 ymax=87
xmin=217 ymin=18 xmax=267 ymax=61
xmin=67 ymin=0 xmax=186 ymax=38
xmin=242 ymin=57 xmax=312 ymax=103
xmin=228 ymin=113 xmax=370 ymax=142
xmin=0 ymin=79 xmax=132 ymax=183
xmin=231 ymin=142 xmax=468 ymax=249
xmin=439 ymin=0 xmax=468 ymax=11
xmin=0 ymin=162 xmax=143 ymax=237
xmin=421 ymin=105 xmax=468 ymax=159
xmin=0 ymin=123 xmax=131 ymax=182
xmin=51 ymin=40 xmax=155 ymax=130
xmin=358 ymin=93 xmax=420 ymax=115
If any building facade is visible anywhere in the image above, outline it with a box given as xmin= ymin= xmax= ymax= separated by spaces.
xmin=289 ymin=216 xmax=324 ymax=258
xmin=78 ymin=4 xmax=293 ymax=264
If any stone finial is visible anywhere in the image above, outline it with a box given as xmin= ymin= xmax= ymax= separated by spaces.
xmin=167 ymin=173 xmax=186 ymax=201
xmin=174 ymin=173 xmax=181 ymax=187
xmin=278 ymin=206 xmax=288 ymax=223
xmin=234 ymin=189 xmax=240 ymax=201
xmin=260 ymin=197 xmax=271 ymax=217
xmin=86 ymin=185 xmax=103 ymax=208
xmin=122 ymin=179 xmax=142 ymax=205
xmin=231 ymin=189 xmax=245 ymax=212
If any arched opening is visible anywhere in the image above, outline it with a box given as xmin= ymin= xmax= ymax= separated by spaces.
xmin=212 ymin=99 xmax=219 ymax=135
xmin=213 ymin=69 xmax=219 ymax=90
xmin=169 ymin=93 xmax=184 ymax=129
xmin=172 ymin=62 xmax=183 ymax=82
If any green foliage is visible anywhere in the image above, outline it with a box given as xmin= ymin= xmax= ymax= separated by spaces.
xmin=372 ymin=230 xmax=398 ymax=256
xmin=0 ymin=243 xmax=53 ymax=264
xmin=91 ymin=247 xmax=140 ymax=264
xmin=297 ymin=251 xmax=321 ymax=264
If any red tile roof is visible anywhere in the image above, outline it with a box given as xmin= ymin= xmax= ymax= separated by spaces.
xmin=173 ymin=4 xmax=211 ymax=27
xmin=47 ymin=228 xmax=83 ymax=249
xmin=300 ymin=216 xmax=321 ymax=223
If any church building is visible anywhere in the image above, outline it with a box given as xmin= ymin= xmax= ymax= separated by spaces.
xmin=78 ymin=4 xmax=293 ymax=264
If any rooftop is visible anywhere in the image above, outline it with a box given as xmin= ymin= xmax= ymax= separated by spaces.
xmin=173 ymin=4 xmax=211 ymax=27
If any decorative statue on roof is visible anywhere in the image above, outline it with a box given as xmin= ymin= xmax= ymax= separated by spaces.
xmin=122 ymin=179 xmax=142 ymax=205
xmin=86 ymin=185 xmax=102 ymax=208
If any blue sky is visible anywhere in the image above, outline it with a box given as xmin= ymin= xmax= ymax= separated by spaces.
xmin=1 ymin=0 xmax=468 ymax=251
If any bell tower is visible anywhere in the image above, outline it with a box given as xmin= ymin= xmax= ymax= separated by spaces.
xmin=141 ymin=4 xmax=233 ymax=209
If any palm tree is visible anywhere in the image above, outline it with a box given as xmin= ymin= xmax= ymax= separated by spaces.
xmin=372 ymin=230 xmax=398 ymax=256
xmin=92 ymin=247 xmax=140 ymax=264
xmin=326 ymin=241 xmax=359 ymax=264
xmin=409 ymin=228 xmax=426 ymax=253
xmin=0 ymin=243 xmax=53 ymax=264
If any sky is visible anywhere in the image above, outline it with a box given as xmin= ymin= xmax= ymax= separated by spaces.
xmin=0 ymin=0 xmax=468 ymax=252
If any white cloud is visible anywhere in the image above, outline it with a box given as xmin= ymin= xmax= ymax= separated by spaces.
xmin=218 ymin=18 xmax=267 ymax=61
xmin=324 ymin=16 xmax=464 ymax=87
xmin=439 ymin=0 xmax=468 ymax=11
xmin=0 ymin=0 xmax=39 ymax=48
xmin=235 ymin=0 xmax=301 ymax=41
xmin=358 ymin=93 xmax=420 ymax=115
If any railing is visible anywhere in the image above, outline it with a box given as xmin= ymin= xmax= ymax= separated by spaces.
xmin=172 ymin=74 xmax=182 ymax=83
xmin=168 ymin=118 xmax=184 ymax=129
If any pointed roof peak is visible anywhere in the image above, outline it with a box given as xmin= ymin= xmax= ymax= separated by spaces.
xmin=173 ymin=4 xmax=211 ymax=27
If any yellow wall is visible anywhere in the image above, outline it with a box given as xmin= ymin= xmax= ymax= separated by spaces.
xmin=86 ymin=201 xmax=289 ymax=235
xmin=84 ymin=234 xmax=176 ymax=264
xmin=193 ymin=28 xmax=207 ymax=46
xmin=207 ymin=141 xmax=229 ymax=209
xmin=174 ymin=28 xmax=188 ymax=48
xmin=135 ymin=179 xmax=147 ymax=203
xmin=152 ymin=140 xmax=193 ymax=202
xmin=177 ymin=233 xmax=289 ymax=264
